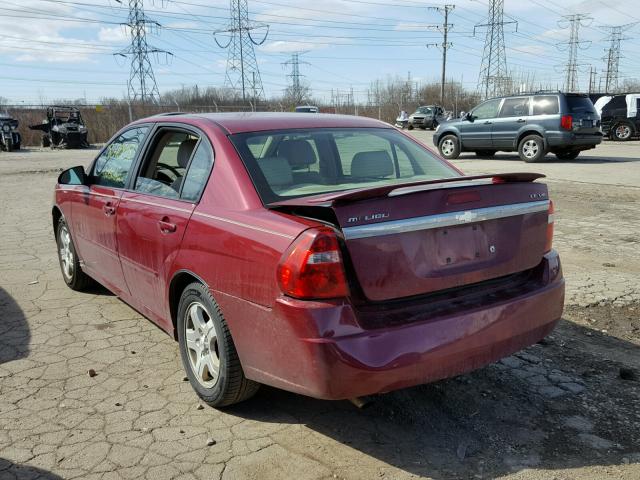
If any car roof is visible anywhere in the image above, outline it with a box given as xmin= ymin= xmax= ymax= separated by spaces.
xmin=139 ymin=112 xmax=392 ymax=134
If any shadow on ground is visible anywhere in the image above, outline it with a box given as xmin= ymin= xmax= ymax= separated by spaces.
xmin=229 ymin=315 xmax=640 ymax=479
xmin=0 ymin=288 xmax=29 ymax=364
xmin=467 ymin=152 xmax=640 ymax=164
xmin=0 ymin=458 xmax=63 ymax=480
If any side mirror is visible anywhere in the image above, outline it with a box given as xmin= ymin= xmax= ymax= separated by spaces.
xmin=58 ymin=166 xmax=87 ymax=186
xmin=465 ymin=112 xmax=474 ymax=122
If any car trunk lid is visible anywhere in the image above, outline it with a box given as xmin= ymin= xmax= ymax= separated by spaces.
xmin=566 ymin=95 xmax=600 ymax=134
xmin=270 ymin=173 xmax=551 ymax=302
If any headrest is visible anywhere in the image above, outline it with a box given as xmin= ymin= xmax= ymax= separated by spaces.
xmin=177 ymin=139 xmax=197 ymax=168
xmin=277 ymin=139 xmax=317 ymax=169
xmin=351 ymin=150 xmax=394 ymax=178
xmin=258 ymin=156 xmax=293 ymax=187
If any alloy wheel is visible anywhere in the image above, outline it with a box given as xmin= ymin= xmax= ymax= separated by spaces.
xmin=184 ymin=302 xmax=221 ymax=388
xmin=615 ymin=125 xmax=631 ymax=140
xmin=441 ymin=139 xmax=455 ymax=156
xmin=58 ymin=226 xmax=74 ymax=280
xmin=522 ymin=139 xmax=539 ymax=159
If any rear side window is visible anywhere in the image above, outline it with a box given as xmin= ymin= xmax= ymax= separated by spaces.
xmin=499 ymin=97 xmax=530 ymax=117
xmin=565 ymin=96 xmax=595 ymax=114
xmin=180 ymin=142 xmax=214 ymax=202
xmin=93 ymin=126 xmax=149 ymax=188
xmin=532 ymin=96 xmax=559 ymax=115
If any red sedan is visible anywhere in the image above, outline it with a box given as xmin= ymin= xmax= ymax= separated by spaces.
xmin=53 ymin=113 xmax=564 ymax=407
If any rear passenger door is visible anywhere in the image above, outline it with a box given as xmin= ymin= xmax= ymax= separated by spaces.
xmin=492 ymin=96 xmax=530 ymax=148
xmin=116 ymin=127 xmax=214 ymax=324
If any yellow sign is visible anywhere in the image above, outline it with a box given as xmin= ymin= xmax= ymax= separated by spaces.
xmin=95 ymin=105 xmax=103 ymax=113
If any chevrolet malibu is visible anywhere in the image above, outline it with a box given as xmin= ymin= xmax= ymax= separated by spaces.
xmin=53 ymin=113 xmax=564 ymax=407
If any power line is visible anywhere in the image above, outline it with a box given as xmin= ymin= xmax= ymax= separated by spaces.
xmin=214 ymin=0 xmax=269 ymax=102
xmin=114 ymin=0 xmax=173 ymax=104
xmin=475 ymin=0 xmax=516 ymax=99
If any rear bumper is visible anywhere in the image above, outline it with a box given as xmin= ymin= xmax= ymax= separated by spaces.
xmin=244 ymin=251 xmax=565 ymax=400
xmin=546 ymin=132 xmax=602 ymax=150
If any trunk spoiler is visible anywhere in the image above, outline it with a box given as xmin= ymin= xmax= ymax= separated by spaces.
xmin=268 ymin=173 xmax=545 ymax=208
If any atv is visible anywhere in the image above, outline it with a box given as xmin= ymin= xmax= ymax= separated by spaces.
xmin=29 ymin=106 xmax=89 ymax=149
xmin=0 ymin=113 xmax=21 ymax=152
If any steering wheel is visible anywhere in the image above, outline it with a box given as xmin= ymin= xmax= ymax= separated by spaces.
xmin=156 ymin=162 xmax=181 ymax=178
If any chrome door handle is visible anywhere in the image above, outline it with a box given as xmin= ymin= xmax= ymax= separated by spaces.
xmin=516 ymin=118 xmax=526 ymax=123
xmin=158 ymin=219 xmax=177 ymax=233
xmin=103 ymin=203 xmax=116 ymax=216
xmin=483 ymin=121 xmax=492 ymax=125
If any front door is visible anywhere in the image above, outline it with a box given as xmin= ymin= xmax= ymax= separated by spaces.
xmin=458 ymin=98 xmax=502 ymax=149
xmin=71 ymin=126 xmax=150 ymax=294
xmin=116 ymin=127 xmax=214 ymax=326
xmin=492 ymin=96 xmax=531 ymax=149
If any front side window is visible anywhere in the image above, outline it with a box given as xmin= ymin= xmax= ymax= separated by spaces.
xmin=472 ymin=99 xmax=502 ymax=120
xmin=499 ymin=97 xmax=530 ymax=117
xmin=230 ymin=128 xmax=459 ymax=203
xmin=134 ymin=130 xmax=199 ymax=199
xmin=92 ymin=126 xmax=149 ymax=188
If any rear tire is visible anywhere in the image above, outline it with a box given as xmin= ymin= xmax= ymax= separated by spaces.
xmin=474 ymin=150 xmax=496 ymax=158
xmin=407 ymin=124 xmax=414 ymax=130
xmin=555 ymin=150 xmax=580 ymax=160
xmin=518 ymin=135 xmax=546 ymax=163
xmin=41 ymin=136 xmax=50 ymax=148
xmin=611 ymin=123 xmax=633 ymax=141
xmin=438 ymin=134 xmax=460 ymax=160
xmin=56 ymin=218 xmax=93 ymax=291
xmin=177 ymin=282 xmax=259 ymax=408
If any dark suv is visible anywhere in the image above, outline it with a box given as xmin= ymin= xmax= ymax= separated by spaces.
xmin=433 ymin=92 xmax=602 ymax=162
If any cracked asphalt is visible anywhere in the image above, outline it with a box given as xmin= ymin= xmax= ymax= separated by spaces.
xmin=1 ymin=141 xmax=639 ymax=480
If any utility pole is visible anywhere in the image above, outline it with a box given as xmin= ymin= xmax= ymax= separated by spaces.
xmin=557 ymin=14 xmax=592 ymax=93
xmin=601 ymin=23 xmax=636 ymax=94
xmin=475 ymin=0 xmax=516 ymax=99
xmin=283 ymin=51 xmax=310 ymax=105
xmin=426 ymin=4 xmax=454 ymax=105
xmin=214 ymin=0 xmax=269 ymax=102
xmin=114 ymin=0 xmax=172 ymax=104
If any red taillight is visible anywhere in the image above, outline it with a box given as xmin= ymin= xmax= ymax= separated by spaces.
xmin=561 ymin=115 xmax=573 ymax=131
xmin=545 ymin=200 xmax=554 ymax=252
xmin=277 ymin=227 xmax=349 ymax=299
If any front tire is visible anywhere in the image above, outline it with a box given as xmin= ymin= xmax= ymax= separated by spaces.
xmin=612 ymin=123 xmax=633 ymax=141
xmin=438 ymin=134 xmax=460 ymax=159
xmin=177 ymin=282 xmax=259 ymax=408
xmin=42 ymin=136 xmax=50 ymax=148
xmin=56 ymin=218 xmax=93 ymax=291
xmin=518 ymin=135 xmax=546 ymax=163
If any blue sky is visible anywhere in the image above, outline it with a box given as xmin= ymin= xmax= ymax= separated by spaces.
xmin=1 ymin=0 xmax=639 ymax=104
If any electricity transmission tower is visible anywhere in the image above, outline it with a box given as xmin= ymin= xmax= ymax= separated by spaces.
xmin=475 ymin=0 xmax=516 ymax=99
xmin=601 ymin=23 xmax=636 ymax=93
xmin=283 ymin=51 xmax=310 ymax=105
xmin=426 ymin=4 xmax=454 ymax=105
xmin=214 ymin=0 xmax=269 ymax=102
xmin=557 ymin=14 xmax=592 ymax=93
xmin=115 ymin=0 xmax=172 ymax=104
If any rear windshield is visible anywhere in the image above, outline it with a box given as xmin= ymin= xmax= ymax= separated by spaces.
xmin=230 ymin=128 xmax=459 ymax=203
xmin=566 ymin=96 xmax=595 ymax=114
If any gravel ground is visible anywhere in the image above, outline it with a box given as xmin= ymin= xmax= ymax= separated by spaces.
xmin=0 ymin=140 xmax=638 ymax=480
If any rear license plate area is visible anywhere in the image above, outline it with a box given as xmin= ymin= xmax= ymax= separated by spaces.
xmin=435 ymin=224 xmax=489 ymax=267
xmin=581 ymin=120 xmax=593 ymax=128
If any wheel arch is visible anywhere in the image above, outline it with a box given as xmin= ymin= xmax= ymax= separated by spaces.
xmin=52 ymin=206 xmax=63 ymax=237
xmin=168 ymin=269 xmax=210 ymax=340
xmin=515 ymin=129 xmax=546 ymax=150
